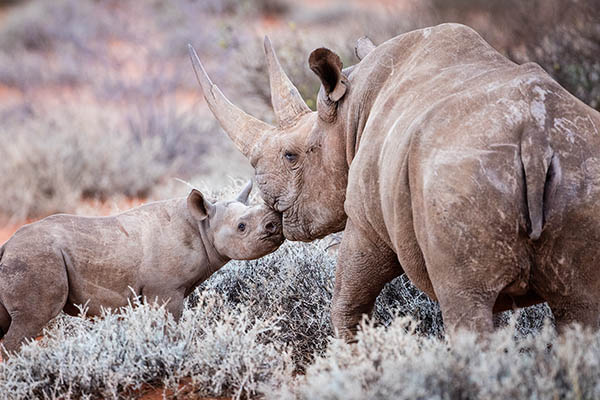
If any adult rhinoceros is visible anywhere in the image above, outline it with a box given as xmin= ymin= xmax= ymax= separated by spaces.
xmin=189 ymin=23 xmax=600 ymax=339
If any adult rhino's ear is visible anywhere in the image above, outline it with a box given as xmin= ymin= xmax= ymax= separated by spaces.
xmin=355 ymin=36 xmax=376 ymax=61
xmin=309 ymin=48 xmax=348 ymax=123
xmin=235 ymin=180 xmax=253 ymax=205
xmin=187 ymin=189 xmax=215 ymax=221
xmin=309 ymin=48 xmax=348 ymax=103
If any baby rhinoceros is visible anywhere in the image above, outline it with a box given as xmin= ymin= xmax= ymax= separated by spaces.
xmin=0 ymin=181 xmax=283 ymax=357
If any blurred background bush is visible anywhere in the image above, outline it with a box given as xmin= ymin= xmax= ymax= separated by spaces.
xmin=0 ymin=0 xmax=597 ymax=224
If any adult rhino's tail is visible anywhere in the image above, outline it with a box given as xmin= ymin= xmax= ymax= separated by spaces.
xmin=520 ymin=125 xmax=560 ymax=241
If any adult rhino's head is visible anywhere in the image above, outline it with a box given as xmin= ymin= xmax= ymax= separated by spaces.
xmin=188 ymin=38 xmax=374 ymax=241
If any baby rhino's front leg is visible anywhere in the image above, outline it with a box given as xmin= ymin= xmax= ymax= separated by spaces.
xmin=142 ymin=286 xmax=186 ymax=321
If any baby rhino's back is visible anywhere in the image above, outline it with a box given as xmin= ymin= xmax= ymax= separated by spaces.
xmin=1 ymin=213 xmax=147 ymax=316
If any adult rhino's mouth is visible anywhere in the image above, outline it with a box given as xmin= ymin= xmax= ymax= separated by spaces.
xmin=282 ymin=210 xmax=313 ymax=242
xmin=272 ymin=197 xmax=293 ymax=214
xmin=264 ymin=197 xmax=309 ymax=240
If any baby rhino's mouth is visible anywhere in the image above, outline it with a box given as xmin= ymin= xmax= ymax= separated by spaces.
xmin=261 ymin=213 xmax=284 ymax=244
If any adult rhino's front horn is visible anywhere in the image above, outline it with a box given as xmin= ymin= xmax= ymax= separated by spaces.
xmin=188 ymin=44 xmax=274 ymax=159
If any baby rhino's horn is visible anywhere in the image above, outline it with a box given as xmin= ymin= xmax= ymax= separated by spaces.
xmin=236 ymin=180 xmax=253 ymax=205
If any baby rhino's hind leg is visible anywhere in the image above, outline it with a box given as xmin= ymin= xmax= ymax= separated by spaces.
xmin=0 ymin=256 xmax=69 ymax=358
xmin=0 ymin=302 xmax=9 ymax=340
xmin=1 ymin=312 xmax=57 ymax=357
xmin=0 ymin=302 xmax=9 ymax=359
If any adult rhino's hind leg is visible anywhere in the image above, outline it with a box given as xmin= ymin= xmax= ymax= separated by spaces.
xmin=422 ymin=230 xmax=532 ymax=339
xmin=332 ymin=219 xmax=401 ymax=342
xmin=422 ymin=225 xmax=526 ymax=338
xmin=548 ymin=300 xmax=599 ymax=334
xmin=434 ymin=282 xmax=498 ymax=338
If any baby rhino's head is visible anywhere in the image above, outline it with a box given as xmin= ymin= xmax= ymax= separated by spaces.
xmin=187 ymin=181 xmax=284 ymax=260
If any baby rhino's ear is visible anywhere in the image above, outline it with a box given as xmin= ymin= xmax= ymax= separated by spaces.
xmin=187 ymin=189 xmax=215 ymax=221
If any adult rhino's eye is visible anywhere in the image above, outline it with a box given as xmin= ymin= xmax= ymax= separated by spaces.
xmin=237 ymin=223 xmax=246 ymax=232
xmin=284 ymin=151 xmax=298 ymax=163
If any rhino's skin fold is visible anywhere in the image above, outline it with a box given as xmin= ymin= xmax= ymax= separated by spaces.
xmin=191 ymin=23 xmax=600 ymax=341
xmin=0 ymin=182 xmax=283 ymax=358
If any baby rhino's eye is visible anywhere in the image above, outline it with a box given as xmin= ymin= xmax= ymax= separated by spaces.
xmin=237 ymin=223 xmax=246 ymax=232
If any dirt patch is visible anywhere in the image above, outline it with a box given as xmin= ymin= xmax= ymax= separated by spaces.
xmin=134 ymin=378 xmax=230 ymax=400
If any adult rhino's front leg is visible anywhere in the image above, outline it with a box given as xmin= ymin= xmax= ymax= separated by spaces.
xmin=332 ymin=220 xmax=401 ymax=341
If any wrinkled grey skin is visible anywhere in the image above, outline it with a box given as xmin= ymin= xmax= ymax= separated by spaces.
xmin=0 ymin=181 xmax=283 ymax=357
xmin=189 ymin=23 xmax=600 ymax=341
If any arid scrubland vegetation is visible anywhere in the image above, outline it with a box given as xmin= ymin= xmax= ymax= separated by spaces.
xmin=0 ymin=0 xmax=599 ymax=398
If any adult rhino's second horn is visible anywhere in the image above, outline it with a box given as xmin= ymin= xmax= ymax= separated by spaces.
xmin=263 ymin=36 xmax=311 ymax=128
xmin=188 ymin=44 xmax=273 ymax=158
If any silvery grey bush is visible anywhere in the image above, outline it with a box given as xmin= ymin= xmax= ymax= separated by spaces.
xmin=0 ymin=295 xmax=292 ymax=400
xmin=194 ymin=241 xmax=337 ymax=366
xmin=0 ymin=236 xmax=590 ymax=400
xmin=267 ymin=317 xmax=600 ymax=400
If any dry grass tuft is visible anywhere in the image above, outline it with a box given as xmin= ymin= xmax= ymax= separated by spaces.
xmin=268 ymin=317 xmax=600 ymax=400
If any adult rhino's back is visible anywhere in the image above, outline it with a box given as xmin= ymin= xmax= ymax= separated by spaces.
xmin=349 ymin=25 xmax=536 ymax=250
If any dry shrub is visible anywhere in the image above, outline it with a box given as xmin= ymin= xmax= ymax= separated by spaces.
xmin=0 ymin=97 xmax=227 ymax=222
xmin=269 ymin=317 xmax=599 ymax=400
xmin=193 ymin=241 xmax=336 ymax=367
xmin=0 ymin=0 xmax=118 ymax=90
xmin=0 ymin=105 xmax=168 ymax=222
xmin=0 ymin=296 xmax=291 ymax=400
xmin=0 ymin=0 xmax=110 ymax=53
xmin=125 ymin=101 xmax=223 ymax=176
xmin=374 ymin=274 xmax=444 ymax=337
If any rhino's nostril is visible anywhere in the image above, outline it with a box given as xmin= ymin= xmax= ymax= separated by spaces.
xmin=265 ymin=221 xmax=277 ymax=234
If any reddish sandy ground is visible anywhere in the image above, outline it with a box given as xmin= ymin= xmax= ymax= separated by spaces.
xmin=0 ymin=221 xmax=30 ymax=245
xmin=137 ymin=382 xmax=229 ymax=400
